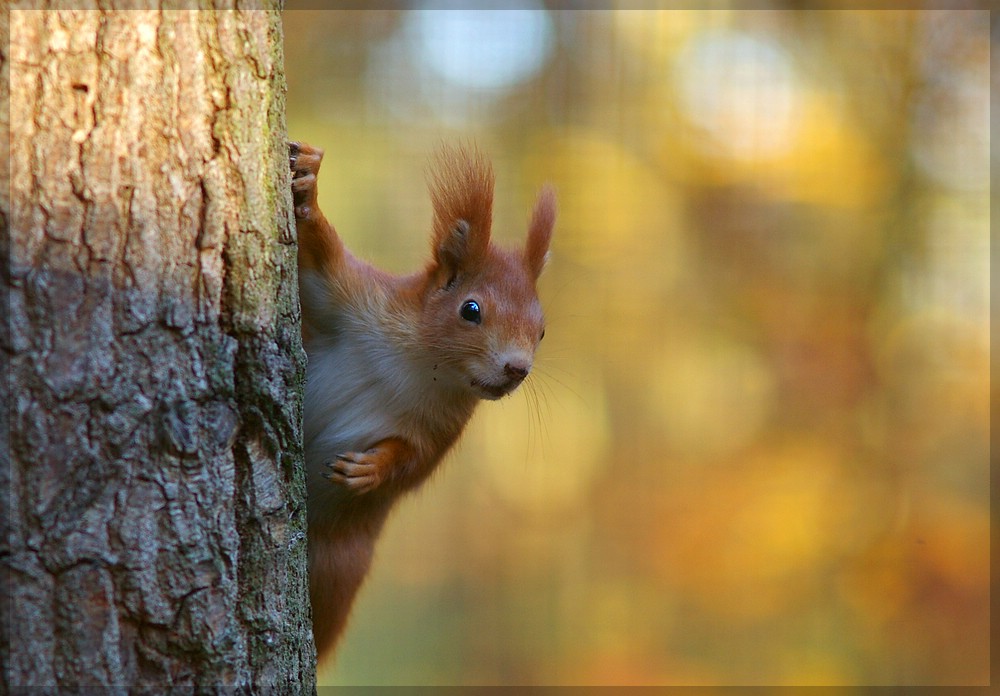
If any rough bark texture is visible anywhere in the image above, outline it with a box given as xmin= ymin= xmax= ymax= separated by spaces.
xmin=4 ymin=5 xmax=316 ymax=691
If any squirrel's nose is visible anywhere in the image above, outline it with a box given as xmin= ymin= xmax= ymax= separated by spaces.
xmin=504 ymin=362 xmax=530 ymax=382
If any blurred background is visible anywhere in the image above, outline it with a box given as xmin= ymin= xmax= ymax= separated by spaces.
xmin=281 ymin=7 xmax=991 ymax=686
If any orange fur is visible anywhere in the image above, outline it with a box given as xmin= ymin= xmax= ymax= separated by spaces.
xmin=289 ymin=141 xmax=555 ymax=664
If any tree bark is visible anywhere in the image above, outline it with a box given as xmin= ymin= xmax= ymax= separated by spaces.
xmin=3 ymin=5 xmax=315 ymax=691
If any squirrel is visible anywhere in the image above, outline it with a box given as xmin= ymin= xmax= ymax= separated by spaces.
xmin=288 ymin=141 xmax=555 ymax=663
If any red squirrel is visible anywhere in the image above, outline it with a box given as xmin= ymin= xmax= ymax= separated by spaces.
xmin=288 ymin=141 xmax=555 ymax=663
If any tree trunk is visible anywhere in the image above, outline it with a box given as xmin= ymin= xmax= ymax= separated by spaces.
xmin=3 ymin=5 xmax=316 ymax=691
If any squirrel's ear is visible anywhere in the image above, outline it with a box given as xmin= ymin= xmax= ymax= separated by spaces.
xmin=436 ymin=219 xmax=473 ymax=274
xmin=524 ymin=185 xmax=555 ymax=279
xmin=429 ymin=144 xmax=493 ymax=279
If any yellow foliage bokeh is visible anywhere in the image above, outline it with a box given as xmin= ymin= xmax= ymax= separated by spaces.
xmin=283 ymin=7 xmax=990 ymax=687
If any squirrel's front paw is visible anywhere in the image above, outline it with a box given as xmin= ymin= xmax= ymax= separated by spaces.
xmin=289 ymin=141 xmax=324 ymax=219
xmin=322 ymin=438 xmax=411 ymax=495
xmin=324 ymin=449 xmax=386 ymax=495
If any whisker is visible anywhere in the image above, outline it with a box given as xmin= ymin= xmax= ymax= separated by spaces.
xmin=531 ymin=365 xmax=587 ymax=406
xmin=520 ymin=378 xmax=548 ymax=462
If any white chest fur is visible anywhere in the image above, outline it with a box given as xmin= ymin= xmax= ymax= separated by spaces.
xmin=302 ymin=319 xmax=475 ymax=506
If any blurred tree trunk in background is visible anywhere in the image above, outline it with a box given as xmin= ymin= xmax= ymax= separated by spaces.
xmin=3 ymin=5 xmax=315 ymax=690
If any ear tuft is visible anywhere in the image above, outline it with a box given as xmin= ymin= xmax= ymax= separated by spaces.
xmin=524 ymin=184 xmax=556 ymax=278
xmin=429 ymin=144 xmax=493 ymax=273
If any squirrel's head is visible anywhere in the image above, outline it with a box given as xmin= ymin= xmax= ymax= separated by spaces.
xmin=420 ymin=145 xmax=555 ymax=400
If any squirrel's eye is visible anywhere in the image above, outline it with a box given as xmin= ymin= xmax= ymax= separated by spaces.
xmin=539 ymin=329 xmax=546 ymax=342
xmin=459 ymin=300 xmax=482 ymax=325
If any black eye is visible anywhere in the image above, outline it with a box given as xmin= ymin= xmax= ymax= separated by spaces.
xmin=539 ymin=329 xmax=546 ymax=342
xmin=460 ymin=300 xmax=482 ymax=324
